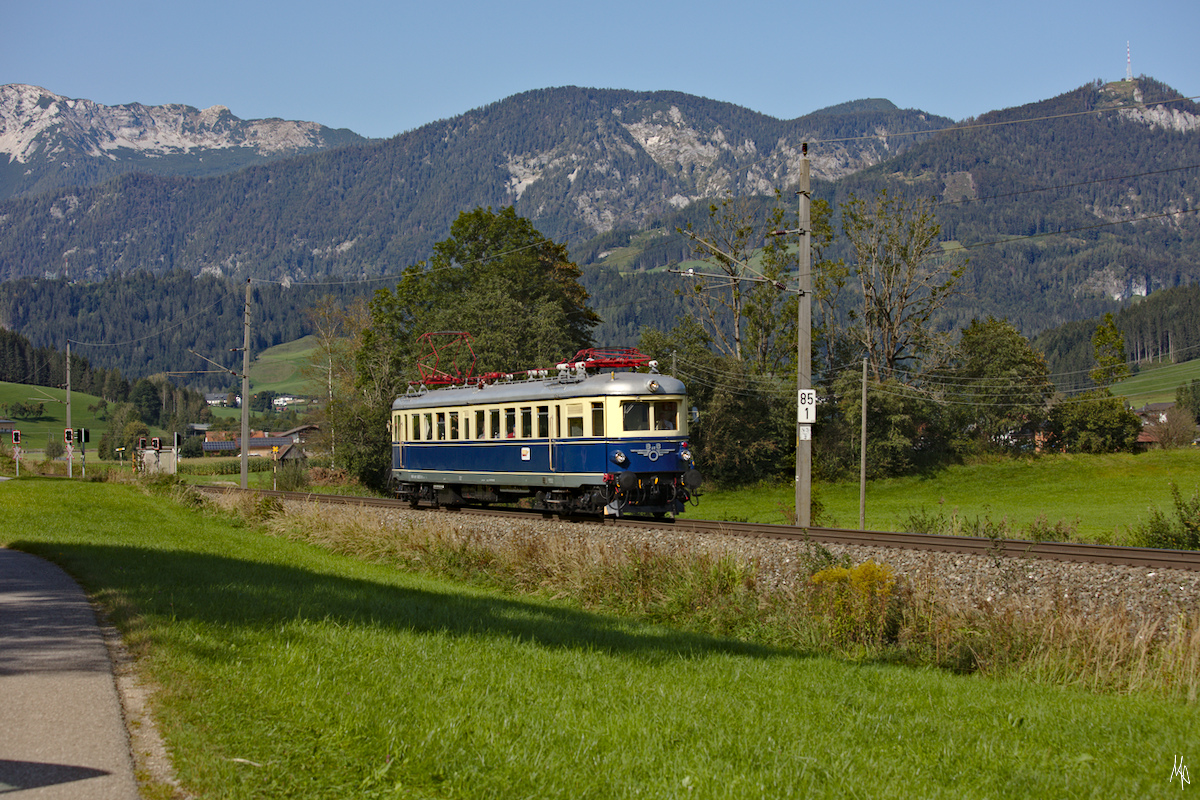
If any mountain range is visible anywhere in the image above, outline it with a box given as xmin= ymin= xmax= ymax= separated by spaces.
xmin=0 ymin=84 xmax=369 ymax=200
xmin=0 ymin=78 xmax=1197 ymax=381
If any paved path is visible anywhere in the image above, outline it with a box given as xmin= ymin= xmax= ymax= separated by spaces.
xmin=0 ymin=547 xmax=139 ymax=798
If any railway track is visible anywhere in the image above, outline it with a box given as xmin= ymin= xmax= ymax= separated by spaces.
xmin=197 ymin=485 xmax=1200 ymax=572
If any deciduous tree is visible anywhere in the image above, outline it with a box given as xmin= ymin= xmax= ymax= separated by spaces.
xmin=344 ymin=207 xmax=600 ymax=489
xmin=843 ymin=189 xmax=967 ymax=381
xmin=947 ymin=317 xmax=1054 ymax=448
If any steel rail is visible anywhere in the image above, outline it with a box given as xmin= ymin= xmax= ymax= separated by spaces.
xmin=197 ymin=486 xmax=1200 ymax=572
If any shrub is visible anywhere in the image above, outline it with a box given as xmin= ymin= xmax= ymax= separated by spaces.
xmin=1132 ymin=483 xmax=1200 ymax=550
xmin=809 ymin=560 xmax=900 ymax=645
xmin=276 ymin=461 xmax=310 ymax=492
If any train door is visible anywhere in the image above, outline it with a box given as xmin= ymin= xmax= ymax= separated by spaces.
xmin=549 ymin=403 xmax=562 ymax=473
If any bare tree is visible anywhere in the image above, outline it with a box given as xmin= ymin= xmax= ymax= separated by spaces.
xmin=1146 ymin=406 xmax=1198 ymax=449
xmin=843 ymin=189 xmax=967 ymax=381
xmin=678 ymin=195 xmax=793 ymax=373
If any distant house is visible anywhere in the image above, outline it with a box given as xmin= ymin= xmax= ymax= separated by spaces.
xmin=200 ymin=425 xmax=320 ymax=456
xmin=1134 ymin=402 xmax=1174 ymax=425
xmin=272 ymin=394 xmax=307 ymax=408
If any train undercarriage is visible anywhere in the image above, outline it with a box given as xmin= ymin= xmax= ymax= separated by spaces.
xmin=393 ymin=471 xmax=699 ymax=517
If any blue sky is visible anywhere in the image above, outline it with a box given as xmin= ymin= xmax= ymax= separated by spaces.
xmin=5 ymin=0 xmax=1197 ymax=140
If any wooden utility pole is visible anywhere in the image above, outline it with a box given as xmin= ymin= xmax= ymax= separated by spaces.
xmin=860 ymin=357 xmax=868 ymax=529
xmin=240 ymin=279 xmax=251 ymax=490
xmin=66 ymin=341 xmax=72 ymax=478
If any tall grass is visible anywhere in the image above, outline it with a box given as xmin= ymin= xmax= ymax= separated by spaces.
xmin=229 ymin=492 xmax=1200 ymax=703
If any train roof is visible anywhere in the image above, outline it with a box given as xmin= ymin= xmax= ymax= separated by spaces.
xmin=391 ymin=371 xmax=687 ymax=411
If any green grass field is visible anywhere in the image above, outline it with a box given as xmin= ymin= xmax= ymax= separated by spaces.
xmin=1112 ymin=358 xmax=1200 ymax=406
xmin=248 ymin=335 xmax=319 ymax=396
xmin=0 ymin=382 xmax=109 ymax=451
xmin=2 ymin=478 xmax=1195 ymax=798
xmin=699 ymin=449 xmax=1200 ymax=542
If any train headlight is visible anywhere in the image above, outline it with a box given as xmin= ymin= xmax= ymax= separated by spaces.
xmin=611 ymin=450 xmax=628 ymax=466
xmin=680 ymin=449 xmax=693 ymax=463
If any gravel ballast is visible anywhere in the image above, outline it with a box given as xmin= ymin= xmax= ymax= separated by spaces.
xmin=312 ymin=502 xmax=1200 ymax=634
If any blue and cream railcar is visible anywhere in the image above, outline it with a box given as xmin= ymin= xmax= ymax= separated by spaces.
xmin=390 ymin=371 xmax=701 ymax=516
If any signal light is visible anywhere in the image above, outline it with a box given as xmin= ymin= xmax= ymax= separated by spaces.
xmin=11 ymin=430 xmax=19 ymax=445
xmin=138 ymin=437 xmax=147 ymax=450
xmin=64 ymin=429 xmax=73 ymax=444
xmin=151 ymin=437 xmax=162 ymax=451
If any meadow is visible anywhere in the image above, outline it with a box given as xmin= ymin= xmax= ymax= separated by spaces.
xmin=701 ymin=448 xmax=1200 ymax=543
xmin=0 ymin=382 xmax=109 ymax=451
xmin=1 ymin=477 xmax=1197 ymax=798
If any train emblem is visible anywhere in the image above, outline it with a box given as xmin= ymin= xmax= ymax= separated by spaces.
xmin=630 ymin=443 xmax=674 ymax=462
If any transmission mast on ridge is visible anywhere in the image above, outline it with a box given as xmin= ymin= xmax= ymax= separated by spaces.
xmin=1126 ymin=42 xmax=1133 ymax=82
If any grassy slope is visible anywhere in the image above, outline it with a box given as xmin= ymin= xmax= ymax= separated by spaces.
xmin=247 ymin=335 xmax=319 ymax=396
xmin=2 ymin=479 xmax=1194 ymax=798
xmin=0 ymin=382 xmax=108 ymax=450
xmin=699 ymin=449 xmax=1200 ymax=542
xmin=1112 ymin=358 xmax=1200 ymax=406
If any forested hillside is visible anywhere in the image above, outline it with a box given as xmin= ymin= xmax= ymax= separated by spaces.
xmin=0 ymin=87 xmax=949 ymax=285
xmin=0 ymin=271 xmax=368 ymax=391
xmin=1033 ymin=283 xmax=1200 ymax=391
xmin=826 ymin=78 xmax=1200 ymax=334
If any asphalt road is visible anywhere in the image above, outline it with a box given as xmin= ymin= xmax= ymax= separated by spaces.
xmin=0 ymin=547 xmax=139 ymax=798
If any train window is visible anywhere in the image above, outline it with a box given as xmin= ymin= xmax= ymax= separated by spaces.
xmin=411 ymin=414 xmax=420 ymax=442
xmin=654 ymin=401 xmax=678 ymax=430
xmin=622 ymin=401 xmax=650 ymax=432
xmin=475 ymin=410 xmax=485 ymax=439
xmin=566 ymin=403 xmax=584 ymax=437
xmin=537 ymin=406 xmax=550 ymax=438
xmin=521 ymin=407 xmax=532 ymax=438
xmin=449 ymin=412 xmax=460 ymax=440
xmin=554 ymin=405 xmax=561 ymax=438
xmin=592 ymin=402 xmax=605 ymax=437
xmin=490 ymin=409 xmax=501 ymax=439
xmin=505 ymin=408 xmax=516 ymax=438
xmin=422 ymin=413 xmax=433 ymax=441
xmin=436 ymin=412 xmax=446 ymax=441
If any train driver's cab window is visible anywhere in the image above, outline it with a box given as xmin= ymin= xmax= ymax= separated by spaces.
xmin=654 ymin=401 xmax=678 ymax=430
xmin=566 ymin=403 xmax=585 ymax=437
xmin=622 ymin=400 xmax=651 ymax=432
xmin=592 ymin=402 xmax=605 ymax=437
